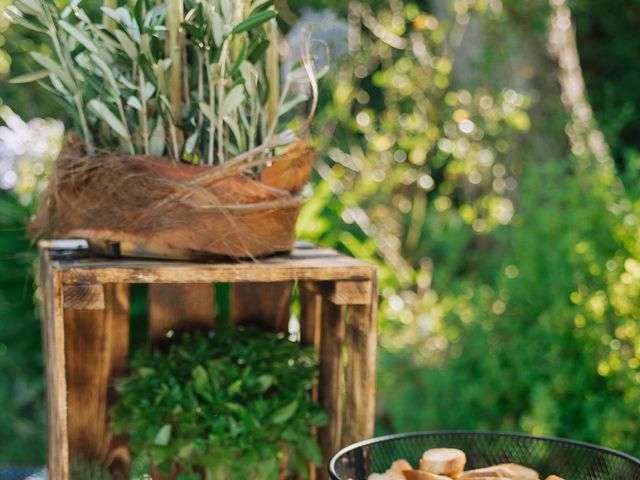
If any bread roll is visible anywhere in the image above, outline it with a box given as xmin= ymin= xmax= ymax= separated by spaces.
xmin=420 ymin=448 xmax=467 ymax=476
xmin=545 ymin=476 xmax=565 ymax=480
xmin=390 ymin=460 xmax=413 ymax=473
xmin=458 ymin=463 xmax=539 ymax=479
xmin=402 ymin=469 xmax=452 ymax=480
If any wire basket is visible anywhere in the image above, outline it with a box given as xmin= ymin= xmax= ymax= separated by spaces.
xmin=329 ymin=431 xmax=640 ymax=479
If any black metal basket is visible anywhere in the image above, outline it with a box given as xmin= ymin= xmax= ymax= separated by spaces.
xmin=329 ymin=431 xmax=640 ymax=480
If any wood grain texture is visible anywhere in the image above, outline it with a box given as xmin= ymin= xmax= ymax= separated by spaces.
xmin=63 ymin=284 xmax=105 ymax=310
xmin=299 ymin=282 xmax=322 ymax=480
xmin=64 ymin=283 xmax=131 ymax=474
xmin=344 ymin=280 xmax=378 ymax=445
xmin=49 ymin=241 xmax=374 ymax=285
xmin=231 ymin=282 xmax=292 ymax=332
xmin=148 ymin=284 xmax=215 ymax=345
xmin=304 ymin=280 xmax=373 ymax=305
xmin=39 ymin=246 xmax=69 ymax=480
xmin=317 ymin=297 xmax=346 ymax=480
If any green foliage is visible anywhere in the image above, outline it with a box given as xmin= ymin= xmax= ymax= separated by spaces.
xmin=112 ymin=327 xmax=327 ymax=479
xmin=296 ymin=0 xmax=640 ymax=456
xmin=572 ymin=0 xmax=640 ymax=164
xmin=10 ymin=0 xmax=310 ymax=163
xmin=0 ymin=193 xmax=45 ymax=464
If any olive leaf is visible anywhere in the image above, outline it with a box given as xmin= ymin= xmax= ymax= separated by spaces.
xmin=87 ymin=99 xmax=129 ymax=140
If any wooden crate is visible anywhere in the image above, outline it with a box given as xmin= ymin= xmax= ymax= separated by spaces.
xmin=39 ymin=239 xmax=378 ymax=480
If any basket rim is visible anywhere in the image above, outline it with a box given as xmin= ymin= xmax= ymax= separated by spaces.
xmin=328 ymin=430 xmax=640 ymax=478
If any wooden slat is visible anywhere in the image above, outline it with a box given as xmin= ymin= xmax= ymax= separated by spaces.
xmin=344 ymin=280 xmax=378 ymax=445
xmin=304 ymin=280 xmax=373 ymax=305
xmin=299 ymin=283 xmax=322 ymax=480
xmin=230 ymin=282 xmax=292 ymax=332
xmin=55 ymin=242 xmax=375 ymax=285
xmin=317 ymin=297 xmax=346 ymax=480
xmin=64 ymin=284 xmax=131 ymax=473
xmin=39 ymin=248 xmax=69 ymax=480
xmin=148 ymin=284 xmax=215 ymax=345
xmin=63 ymin=284 xmax=105 ymax=310
xmin=102 ymin=284 xmax=131 ymax=477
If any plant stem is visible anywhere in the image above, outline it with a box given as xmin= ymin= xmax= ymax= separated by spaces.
xmin=217 ymin=41 xmax=229 ymax=164
xmin=196 ymin=50 xmax=204 ymax=161
xmin=266 ymin=19 xmax=279 ymax=134
xmin=138 ymin=65 xmax=150 ymax=155
xmin=74 ymin=93 xmax=94 ymax=155
xmin=166 ymin=0 xmax=184 ymax=148
xmin=207 ymin=64 xmax=216 ymax=165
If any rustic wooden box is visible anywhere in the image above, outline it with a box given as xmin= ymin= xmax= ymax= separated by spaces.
xmin=39 ymin=239 xmax=378 ymax=480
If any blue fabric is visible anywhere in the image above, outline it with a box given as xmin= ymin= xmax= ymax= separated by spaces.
xmin=0 ymin=468 xmax=47 ymax=480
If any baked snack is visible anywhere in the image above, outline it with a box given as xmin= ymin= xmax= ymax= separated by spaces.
xmin=458 ymin=463 xmax=539 ymax=479
xmin=403 ymin=469 xmax=453 ymax=480
xmin=367 ymin=459 xmax=413 ymax=480
xmin=419 ymin=448 xmax=467 ymax=477
xmin=367 ymin=447 xmax=564 ymax=480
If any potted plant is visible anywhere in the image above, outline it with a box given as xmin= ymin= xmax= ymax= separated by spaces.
xmin=10 ymin=0 xmax=318 ymax=258
xmin=111 ymin=326 xmax=328 ymax=480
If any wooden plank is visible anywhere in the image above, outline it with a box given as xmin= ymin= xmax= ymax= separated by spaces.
xmin=102 ymin=284 xmax=131 ymax=477
xmin=50 ymin=241 xmax=375 ymax=286
xmin=62 ymin=262 xmax=374 ymax=285
xmin=39 ymin=247 xmax=69 ymax=480
xmin=304 ymin=280 xmax=373 ymax=305
xmin=63 ymin=284 xmax=105 ymax=310
xmin=300 ymin=282 xmax=322 ymax=350
xmin=64 ymin=283 xmax=131 ymax=474
xmin=148 ymin=284 xmax=215 ymax=345
xmin=230 ymin=282 xmax=292 ymax=332
xmin=317 ymin=297 xmax=346 ymax=480
xmin=299 ymin=282 xmax=322 ymax=480
xmin=344 ymin=279 xmax=378 ymax=445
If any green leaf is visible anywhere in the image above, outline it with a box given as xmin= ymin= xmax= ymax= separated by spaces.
xmin=89 ymin=54 xmax=119 ymax=94
xmin=309 ymin=409 xmax=329 ymax=427
xmin=127 ymin=96 xmax=143 ymax=111
xmin=211 ymin=12 xmax=224 ymax=48
xmin=279 ymin=94 xmax=308 ymax=116
xmin=298 ymin=437 xmax=323 ymax=466
xmin=247 ymin=39 xmax=270 ymax=63
xmin=220 ymin=0 xmax=232 ymax=23
xmin=229 ymin=42 xmax=248 ymax=76
xmin=150 ymin=120 xmax=165 ymax=155
xmin=269 ymin=400 xmax=298 ymax=425
xmin=31 ymin=52 xmax=76 ymax=91
xmin=192 ymin=365 xmax=210 ymax=395
xmin=9 ymin=70 xmax=49 ymax=84
xmin=13 ymin=0 xmax=45 ymax=18
xmin=59 ymin=21 xmax=99 ymax=54
xmin=134 ymin=0 xmax=145 ymax=28
xmin=184 ymin=132 xmax=198 ymax=154
xmin=221 ymin=85 xmax=245 ymax=116
xmin=5 ymin=7 xmax=46 ymax=33
xmin=138 ymin=57 xmax=157 ymax=87
xmin=250 ymin=0 xmax=275 ymax=14
xmin=154 ymin=424 xmax=172 ymax=446
xmin=198 ymin=101 xmax=215 ymax=122
xmin=257 ymin=374 xmax=276 ymax=392
xmin=87 ymin=99 xmax=130 ymax=140
xmin=232 ymin=10 xmax=277 ymax=34
xmin=114 ymin=30 xmax=138 ymax=60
